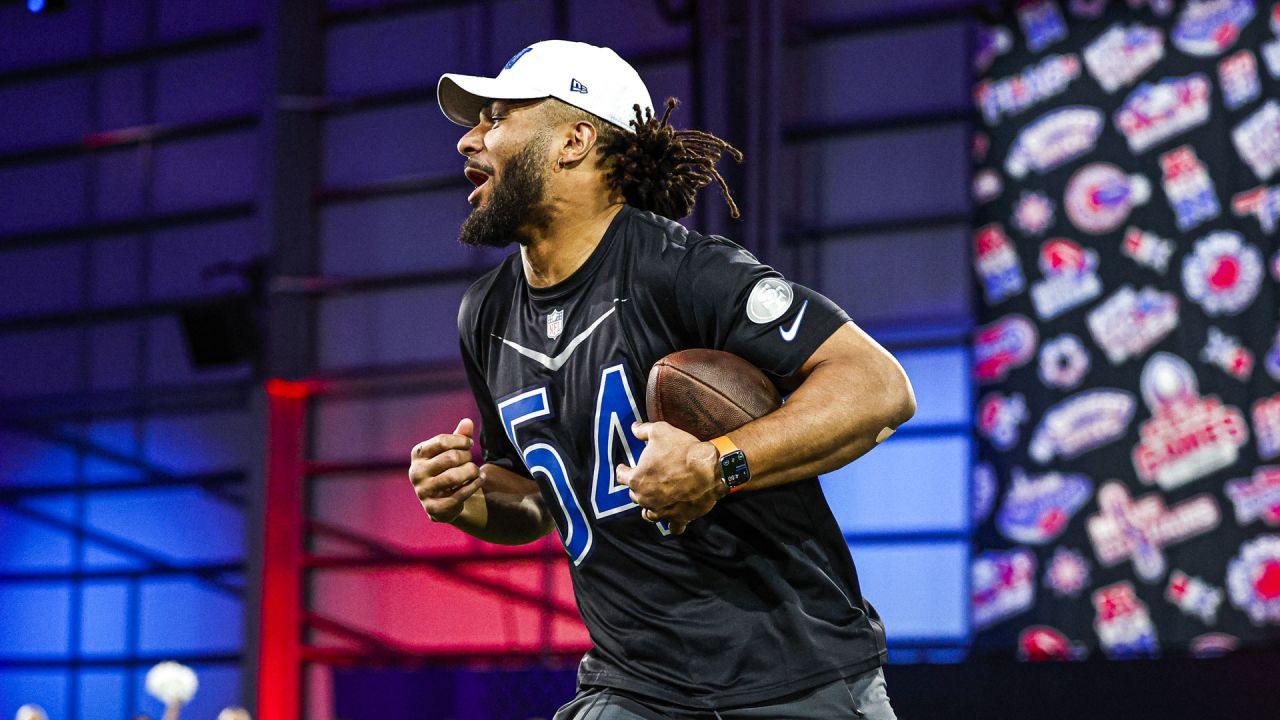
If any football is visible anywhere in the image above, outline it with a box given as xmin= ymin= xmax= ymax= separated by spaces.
xmin=645 ymin=349 xmax=783 ymax=441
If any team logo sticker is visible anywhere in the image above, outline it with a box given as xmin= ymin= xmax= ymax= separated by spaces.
xmin=1093 ymin=581 xmax=1159 ymax=658
xmin=1256 ymin=394 xmax=1280 ymax=459
xmin=974 ymin=463 xmax=999 ymax=524
xmin=1018 ymin=0 xmax=1069 ymax=52
xmin=1006 ymin=106 xmax=1104 ymax=179
xmin=975 ymin=24 xmax=1013 ymax=73
xmin=1225 ymin=465 xmax=1280 ymax=525
xmin=973 ymin=168 xmax=1003 ymax=204
xmin=1086 ymin=286 xmax=1179 ymax=365
xmin=1159 ymin=145 xmax=1221 ymax=231
xmin=1029 ymin=389 xmax=1135 ymax=464
xmin=1233 ymin=100 xmax=1280 ymax=181
xmin=1166 ymin=570 xmax=1224 ymax=624
xmin=1132 ymin=353 xmax=1249 ymax=490
xmin=1122 ymin=226 xmax=1174 ymax=273
xmin=1039 ymin=334 xmax=1091 ymax=390
xmin=1087 ymin=481 xmax=1221 ymax=582
xmin=1219 ymin=50 xmax=1261 ymax=110
xmin=1181 ymin=231 xmax=1263 ymax=316
xmin=1031 ymin=239 xmax=1102 ymax=320
xmin=1202 ymin=326 xmax=1255 ymax=380
xmin=978 ymin=393 xmax=1029 ymax=451
xmin=996 ymin=468 xmax=1093 ymax=544
xmin=1231 ymin=184 xmax=1280 ymax=232
xmin=1083 ymin=23 xmax=1165 ymax=93
xmin=975 ymin=54 xmax=1081 ymax=125
xmin=1045 ymin=546 xmax=1091 ymax=597
xmin=974 ymin=224 xmax=1026 ymax=304
xmin=1065 ymin=163 xmax=1151 ymax=233
xmin=745 ymin=278 xmax=793 ymax=324
xmin=1172 ymin=0 xmax=1255 ymax=57
xmin=1018 ymin=626 xmax=1087 ymax=662
xmin=973 ymin=548 xmax=1037 ymax=630
xmin=1013 ymin=191 xmax=1055 ymax=236
xmin=1228 ymin=534 xmax=1280 ymax=625
xmin=1115 ymin=74 xmax=1212 ymax=154
xmin=975 ymin=314 xmax=1038 ymax=383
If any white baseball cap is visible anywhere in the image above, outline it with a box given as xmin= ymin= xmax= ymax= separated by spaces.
xmin=437 ymin=40 xmax=654 ymax=133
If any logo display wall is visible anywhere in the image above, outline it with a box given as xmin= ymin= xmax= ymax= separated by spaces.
xmin=972 ymin=0 xmax=1280 ymax=660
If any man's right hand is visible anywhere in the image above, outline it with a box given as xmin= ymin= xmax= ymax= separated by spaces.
xmin=409 ymin=418 xmax=485 ymax=524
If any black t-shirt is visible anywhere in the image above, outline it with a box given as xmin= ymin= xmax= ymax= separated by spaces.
xmin=457 ymin=206 xmax=886 ymax=709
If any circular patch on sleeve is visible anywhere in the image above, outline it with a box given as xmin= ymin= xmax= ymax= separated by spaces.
xmin=746 ymin=277 xmax=794 ymax=324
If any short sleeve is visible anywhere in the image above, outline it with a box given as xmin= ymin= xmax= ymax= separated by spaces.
xmin=675 ymin=237 xmax=850 ymax=378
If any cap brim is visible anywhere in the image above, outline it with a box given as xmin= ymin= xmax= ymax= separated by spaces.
xmin=437 ymin=74 xmax=547 ymax=127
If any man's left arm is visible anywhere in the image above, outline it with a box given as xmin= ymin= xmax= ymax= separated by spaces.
xmin=617 ymin=320 xmax=916 ymax=532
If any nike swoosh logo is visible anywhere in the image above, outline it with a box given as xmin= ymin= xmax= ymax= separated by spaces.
xmin=779 ymin=300 xmax=808 ymax=342
xmin=496 ymin=302 xmax=620 ymax=371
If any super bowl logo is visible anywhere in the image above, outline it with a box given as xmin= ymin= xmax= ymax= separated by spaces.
xmin=1202 ymin=327 xmax=1256 ymax=380
xmin=974 ymin=314 xmax=1038 ymax=383
xmin=1166 ymin=570 xmax=1224 ymax=624
xmin=1159 ymin=145 xmax=1221 ymax=231
xmin=1083 ymin=23 xmax=1165 ymax=93
xmin=1045 ymin=546 xmax=1091 ymax=597
xmin=975 ymin=54 xmax=1081 ymax=125
xmin=1219 ymin=50 xmax=1261 ymax=110
xmin=1039 ymin=333 xmax=1091 ymax=389
xmin=1232 ymin=99 xmax=1280 ymax=181
xmin=973 ymin=548 xmax=1036 ymax=630
xmin=1087 ymin=482 xmax=1221 ymax=583
xmin=1013 ymin=191 xmax=1055 ymax=236
xmin=1181 ymin=232 xmax=1263 ymax=316
xmin=1225 ymin=466 xmax=1280 ymax=525
xmin=1256 ymin=394 xmax=1280 ymax=459
xmin=974 ymin=223 xmax=1025 ymax=304
xmin=1132 ymin=353 xmax=1249 ymax=490
xmin=977 ymin=392 xmax=1029 ymax=451
xmin=1227 ymin=534 xmax=1280 ymax=625
xmin=1093 ymin=581 xmax=1159 ymax=658
xmin=976 ymin=25 xmax=1013 ymax=73
xmin=1115 ymin=74 xmax=1212 ymax=154
xmin=1065 ymin=163 xmax=1151 ymax=234
xmin=1018 ymin=626 xmax=1086 ymax=661
xmin=973 ymin=168 xmax=1003 ymax=204
xmin=1122 ymin=226 xmax=1174 ymax=273
xmin=1017 ymin=0 xmax=1069 ymax=52
xmin=1030 ymin=239 xmax=1102 ymax=320
xmin=1231 ymin=184 xmax=1280 ymax=232
xmin=1086 ymin=286 xmax=1179 ymax=365
xmin=996 ymin=468 xmax=1093 ymax=544
xmin=1029 ymin=389 xmax=1136 ymax=464
xmin=1172 ymin=0 xmax=1256 ymax=57
xmin=1006 ymin=106 xmax=1104 ymax=179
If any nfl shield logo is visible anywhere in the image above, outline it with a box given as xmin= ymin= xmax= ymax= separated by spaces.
xmin=546 ymin=309 xmax=564 ymax=339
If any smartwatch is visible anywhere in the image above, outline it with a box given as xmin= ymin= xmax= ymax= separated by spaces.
xmin=709 ymin=435 xmax=751 ymax=493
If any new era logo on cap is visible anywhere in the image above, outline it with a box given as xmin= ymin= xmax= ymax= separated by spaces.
xmin=437 ymin=40 xmax=653 ymax=132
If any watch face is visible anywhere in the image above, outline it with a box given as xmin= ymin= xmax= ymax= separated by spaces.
xmin=720 ymin=449 xmax=750 ymax=489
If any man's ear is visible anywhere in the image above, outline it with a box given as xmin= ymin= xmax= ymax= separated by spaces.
xmin=559 ymin=120 xmax=599 ymax=168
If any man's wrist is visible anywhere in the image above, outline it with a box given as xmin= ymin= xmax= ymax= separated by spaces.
xmin=709 ymin=435 xmax=751 ymax=493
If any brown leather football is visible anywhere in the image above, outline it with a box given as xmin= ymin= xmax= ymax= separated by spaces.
xmin=645 ymin=349 xmax=783 ymax=441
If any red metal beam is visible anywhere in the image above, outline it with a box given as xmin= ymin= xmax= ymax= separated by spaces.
xmin=259 ymin=379 xmax=310 ymax=720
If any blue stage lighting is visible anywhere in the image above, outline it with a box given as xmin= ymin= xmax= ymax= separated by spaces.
xmin=27 ymin=0 xmax=45 ymax=12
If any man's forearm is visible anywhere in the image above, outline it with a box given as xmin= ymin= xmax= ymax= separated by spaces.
xmin=449 ymin=463 xmax=556 ymax=545
xmin=727 ymin=322 xmax=916 ymax=491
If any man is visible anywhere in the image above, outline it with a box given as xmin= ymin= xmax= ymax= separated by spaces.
xmin=410 ymin=40 xmax=914 ymax=719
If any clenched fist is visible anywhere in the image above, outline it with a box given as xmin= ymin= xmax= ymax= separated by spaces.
xmin=409 ymin=418 xmax=485 ymax=523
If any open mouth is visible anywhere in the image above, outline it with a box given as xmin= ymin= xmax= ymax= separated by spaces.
xmin=464 ymin=166 xmax=491 ymax=206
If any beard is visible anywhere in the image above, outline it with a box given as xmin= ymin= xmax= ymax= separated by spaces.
xmin=458 ymin=134 xmax=554 ymax=248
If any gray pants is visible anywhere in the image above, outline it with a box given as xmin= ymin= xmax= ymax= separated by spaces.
xmin=553 ymin=667 xmax=897 ymax=720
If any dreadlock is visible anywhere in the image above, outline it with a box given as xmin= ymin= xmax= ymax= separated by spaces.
xmin=598 ymin=98 xmax=743 ymax=220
